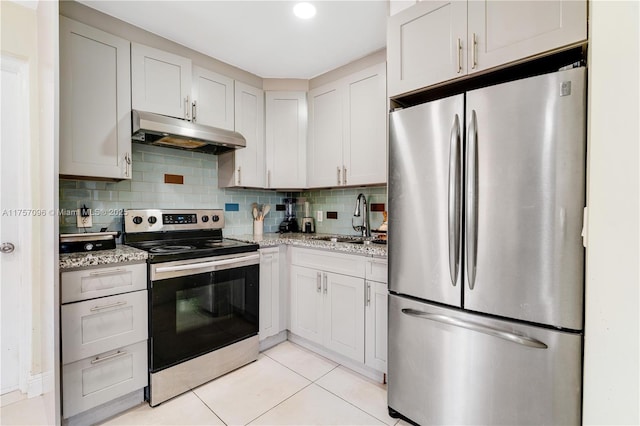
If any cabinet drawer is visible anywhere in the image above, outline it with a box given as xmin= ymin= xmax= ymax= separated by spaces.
xmin=61 ymin=290 xmax=148 ymax=364
xmin=62 ymin=340 xmax=147 ymax=419
xmin=291 ymin=248 xmax=366 ymax=278
xmin=61 ymin=263 xmax=147 ymax=303
xmin=366 ymin=258 xmax=388 ymax=283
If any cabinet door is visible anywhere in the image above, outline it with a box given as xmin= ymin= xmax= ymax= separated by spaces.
xmin=307 ymin=83 xmax=344 ymax=188
xmin=61 ymin=263 xmax=147 ymax=304
xmin=387 ymin=0 xmax=467 ymax=97
xmin=323 ymin=272 xmax=365 ymax=363
xmin=192 ymin=66 xmax=234 ymax=130
xmin=259 ymin=248 xmax=280 ymax=340
xmin=59 ymin=17 xmax=132 ymax=180
xmin=61 ymin=290 xmax=148 ymax=364
xmin=365 ymin=280 xmax=387 ymax=373
xmin=468 ymin=0 xmax=587 ymax=74
xmin=343 ymin=63 xmax=387 ymax=186
xmin=265 ymin=91 xmax=307 ymax=189
xmin=131 ymin=43 xmax=192 ymax=120
xmin=290 ymin=266 xmax=323 ymax=345
xmin=231 ymin=82 xmax=265 ymax=187
xmin=62 ymin=340 xmax=147 ymax=419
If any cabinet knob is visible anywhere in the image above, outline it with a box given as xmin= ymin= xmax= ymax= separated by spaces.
xmin=1 ymin=242 xmax=15 ymax=254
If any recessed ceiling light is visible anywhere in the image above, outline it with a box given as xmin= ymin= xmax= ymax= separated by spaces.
xmin=293 ymin=2 xmax=316 ymax=19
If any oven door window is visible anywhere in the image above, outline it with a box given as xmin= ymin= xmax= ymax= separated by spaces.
xmin=151 ymin=264 xmax=258 ymax=372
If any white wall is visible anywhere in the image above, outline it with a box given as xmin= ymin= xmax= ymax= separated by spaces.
xmin=0 ymin=1 xmax=59 ymax=423
xmin=36 ymin=1 xmax=60 ymax=423
xmin=583 ymin=1 xmax=639 ymax=424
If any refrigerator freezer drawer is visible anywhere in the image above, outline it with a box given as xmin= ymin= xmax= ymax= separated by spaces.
xmin=388 ymin=294 xmax=582 ymax=425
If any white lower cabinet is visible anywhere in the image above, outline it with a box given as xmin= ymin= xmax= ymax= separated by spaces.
xmin=323 ymin=272 xmax=365 ymax=362
xmin=365 ymin=258 xmax=388 ymax=373
xmin=290 ymin=266 xmax=324 ymax=345
xmin=290 ymin=266 xmax=365 ymax=363
xmin=259 ymin=247 xmax=280 ymax=340
xmin=61 ymin=263 xmax=148 ymax=419
xmin=62 ymin=341 xmax=147 ymax=419
xmin=365 ymin=280 xmax=387 ymax=373
xmin=289 ymin=251 xmax=388 ymax=374
xmin=61 ymin=290 xmax=148 ymax=364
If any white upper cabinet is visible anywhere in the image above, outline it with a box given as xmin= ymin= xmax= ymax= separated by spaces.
xmin=59 ymin=17 xmax=132 ymax=180
xmin=388 ymin=0 xmax=587 ymax=97
xmin=308 ymin=62 xmax=387 ymax=188
xmin=265 ymin=91 xmax=307 ymax=189
xmin=218 ymin=82 xmax=265 ymax=188
xmin=131 ymin=43 xmax=192 ymax=119
xmin=467 ymin=1 xmax=587 ymax=73
xmin=387 ymin=1 xmax=467 ymax=96
xmin=308 ymin=83 xmax=344 ymax=188
xmin=191 ymin=66 xmax=234 ymax=130
xmin=342 ymin=63 xmax=387 ymax=186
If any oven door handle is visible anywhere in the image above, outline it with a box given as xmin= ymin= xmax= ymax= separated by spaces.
xmin=155 ymin=253 xmax=260 ymax=274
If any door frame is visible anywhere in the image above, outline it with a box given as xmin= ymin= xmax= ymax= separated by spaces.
xmin=1 ymin=53 xmax=34 ymax=398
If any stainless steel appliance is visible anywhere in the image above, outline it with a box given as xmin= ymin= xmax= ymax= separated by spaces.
xmin=279 ymin=198 xmax=299 ymax=233
xmin=132 ymin=110 xmax=246 ymax=155
xmin=301 ymin=201 xmax=315 ymax=233
xmin=123 ymin=209 xmax=259 ymax=407
xmin=301 ymin=217 xmax=315 ymax=233
xmin=388 ymin=68 xmax=586 ymax=425
xmin=59 ymin=231 xmax=117 ymax=253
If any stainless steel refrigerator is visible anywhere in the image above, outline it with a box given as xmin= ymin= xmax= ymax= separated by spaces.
xmin=388 ymin=67 xmax=586 ymax=425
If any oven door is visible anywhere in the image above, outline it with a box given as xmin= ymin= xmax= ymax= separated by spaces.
xmin=149 ymin=252 xmax=259 ymax=372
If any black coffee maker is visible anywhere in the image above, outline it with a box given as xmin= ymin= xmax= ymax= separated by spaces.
xmin=279 ymin=198 xmax=299 ymax=233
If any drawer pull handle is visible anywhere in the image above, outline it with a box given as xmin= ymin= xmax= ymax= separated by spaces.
xmin=88 ymin=268 xmax=126 ymax=277
xmin=90 ymin=301 xmax=127 ymax=312
xmin=90 ymin=350 xmax=128 ymax=365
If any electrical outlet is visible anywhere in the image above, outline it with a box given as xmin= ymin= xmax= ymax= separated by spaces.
xmin=316 ymin=210 xmax=323 ymax=222
xmin=76 ymin=208 xmax=92 ymax=228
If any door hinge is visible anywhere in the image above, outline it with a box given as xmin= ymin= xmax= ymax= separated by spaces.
xmin=581 ymin=206 xmax=588 ymax=248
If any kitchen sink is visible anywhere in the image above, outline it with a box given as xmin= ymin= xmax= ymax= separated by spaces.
xmin=312 ymin=236 xmax=386 ymax=245
xmin=313 ymin=236 xmax=363 ymax=243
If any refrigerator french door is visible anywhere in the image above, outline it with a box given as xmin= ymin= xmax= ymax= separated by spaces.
xmin=388 ymin=67 xmax=586 ymax=425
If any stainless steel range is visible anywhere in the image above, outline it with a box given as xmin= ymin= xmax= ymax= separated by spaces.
xmin=123 ymin=209 xmax=260 ymax=406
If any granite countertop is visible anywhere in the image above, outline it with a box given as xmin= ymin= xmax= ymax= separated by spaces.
xmin=59 ymin=245 xmax=148 ymax=271
xmin=60 ymin=234 xmax=385 ymax=270
xmin=230 ymin=233 xmax=387 ymax=258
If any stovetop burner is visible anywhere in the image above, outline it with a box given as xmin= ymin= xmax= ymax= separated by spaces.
xmin=123 ymin=208 xmax=259 ymax=263
xmin=149 ymin=245 xmax=197 ymax=254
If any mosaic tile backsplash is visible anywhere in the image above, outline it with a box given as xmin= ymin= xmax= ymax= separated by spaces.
xmin=59 ymin=143 xmax=387 ymax=238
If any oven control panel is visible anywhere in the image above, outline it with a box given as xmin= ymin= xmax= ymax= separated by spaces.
xmin=124 ymin=209 xmax=225 ymax=233
xmin=163 ymin=213 xmax=198 ymax=225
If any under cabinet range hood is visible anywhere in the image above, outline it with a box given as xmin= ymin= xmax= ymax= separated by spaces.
xmin=131 ymin=110 xmax=246 ymax=155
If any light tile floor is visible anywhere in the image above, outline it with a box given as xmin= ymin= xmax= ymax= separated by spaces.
xmin=0 ymin=341 xmax=414 ymax=426
xmin=101 ymin=341 xmax=409 ymax=426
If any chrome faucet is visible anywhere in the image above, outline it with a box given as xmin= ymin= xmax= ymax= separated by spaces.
xmin=352 ymin=193 xmax=370 ymax=237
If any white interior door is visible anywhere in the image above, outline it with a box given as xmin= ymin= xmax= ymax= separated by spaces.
xmin=1 ymin=55 xmax=31 ymax=397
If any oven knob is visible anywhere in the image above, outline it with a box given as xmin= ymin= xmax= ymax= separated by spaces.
xmin=201 ymin=215 xmax=209 ymax=223
xmin=132 ymin=216 xmax=143 ymax=225
xmin=148 ymin=216 xmax=157 ymax=224
xmin=84 ymin=243 xmax=94 ymax=251
xmin=211 ymin=215 xmax=220 ymax=222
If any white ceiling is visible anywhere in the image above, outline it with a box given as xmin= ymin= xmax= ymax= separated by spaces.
xmin=78 ymin=1 xmax=388 ymax=79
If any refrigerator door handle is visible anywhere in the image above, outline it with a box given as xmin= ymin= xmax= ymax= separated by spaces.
xmin=466 ymin=110 xmax=479 ymax=290
xmin=448 ymin=114 xmax=462 ymax=287
xmin=401 ymin=309 xmax=548 ymax=349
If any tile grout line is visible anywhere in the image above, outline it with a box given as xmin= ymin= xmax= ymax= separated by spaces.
xmin=243 ymin=381 xmax=316 ymax=425
xmin=313 ymin=377 xmax=392 ymax=426
xmin=191 ymin=390 xmax=228 ymax=426
xmin=262 ymin=347 xmax=387 ymax=425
